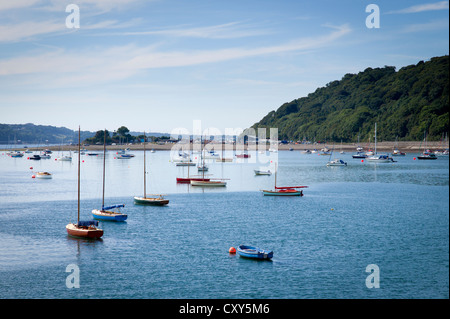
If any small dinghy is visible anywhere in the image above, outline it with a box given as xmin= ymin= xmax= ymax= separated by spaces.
xmin=237 ymin=245 xmax=273 ymax=260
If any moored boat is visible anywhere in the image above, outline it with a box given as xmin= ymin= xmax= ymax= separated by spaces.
xmin=134 ymin=195 xmax=169 ymax=205
xmin=134 ymin=132 xmax=169 ymax=206
xmin=261 ymin=163 xmax=307 ymax=196
xmin=237 ymin=245 xmax=273 ymax=260
xmin=326 ymin=159 xmax=347 ymax=166
xmin=93 ymin=205 xmax=128 ymax=221
xmin=92 ymin=130 xmax=128 ymax=222
xmin=66 ymin=126 xmax=103 ymax=239
xmin=66 ymin=221 xmax=103 ymax=239
xmin=36 ymin=171 xmax=52 ymax=179
xmin=190 ymin=180 xmax=227 ymax=187
xmin=418 ymin=151 xmax=437 ymax=160
xmin=254 ymin=169 xmax=271 ymax=175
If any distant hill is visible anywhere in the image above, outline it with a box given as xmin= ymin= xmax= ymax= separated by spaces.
xmin=248 ymin=55 xmax=449 ymax=142
xmin=0 ymin=123 xmax=94 ymax=145
xmin=0 ymin=123 xmax=169 ymax=145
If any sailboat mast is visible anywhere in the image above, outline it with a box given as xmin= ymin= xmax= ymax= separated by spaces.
xmin=274 ymin=162 xmax=277 ymax=189
xmin=102 ymin=129 xmax=106 ymax=209
xmin=77 ymin=126 xmax=81 ymax=223
xmin=374 ymin=123 xmax=377 ymax=155
xmin=143 ymin=132 xmax=146 ymax=198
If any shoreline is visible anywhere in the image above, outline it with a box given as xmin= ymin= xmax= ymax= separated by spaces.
xmin=3 ymin=141 xmax=448 ymax=153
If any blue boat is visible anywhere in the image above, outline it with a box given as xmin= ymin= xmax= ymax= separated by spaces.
xmin=237 ymin=245 xmax=273 ymax=260
xmin=92 ymin=130 xmax=128 ymax=222
xmin=92 ymin=204 xmax=128 ymax=222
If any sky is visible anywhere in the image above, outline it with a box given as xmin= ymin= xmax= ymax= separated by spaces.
xmin=0 ymin=0 xmax=448 ymax=135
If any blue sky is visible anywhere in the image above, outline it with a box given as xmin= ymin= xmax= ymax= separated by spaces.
xmin=0 ymin=0 xmax=448 ymax=134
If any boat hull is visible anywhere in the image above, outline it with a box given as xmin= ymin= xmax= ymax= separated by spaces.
xmin=262 ymin=190 xmax=303 ymax=196
xmin=418 ymin=155 xmax=437 ymax=160
xmin=66 ymin=223 xmax=103 ymax=239
xmin=190 ymin=180 xmax=226 ymax=187
xmin=36 ymin=172 xmax=52 ymax=179
xmin=176 ymin=177 xmax=210 ymax=184
xmin=254 ymin=170 xmax=271 ymax=175
xmin=92 ymin=209 xmax=127 ymax=221
xmin=134 ymin=196 xmax=169 ymax=206
xmin=237 ymin=245 xmax=273 ymax=260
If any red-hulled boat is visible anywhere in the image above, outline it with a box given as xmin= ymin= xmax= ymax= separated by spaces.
xmin=66 ymin=126 xmax=103 ymax=239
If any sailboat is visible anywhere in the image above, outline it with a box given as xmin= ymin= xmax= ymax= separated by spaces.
xmin=176 ymin=146 xmax=211 ymax=183
xmin=366 ymin=123 xmax=393 ymax=163
xmin=66 ymin=126 xmax=103 ymax=239
xmin=92 ymin=129 xmax=128 ymax=221
xmin=326 ymin=144 xmax=347 ymax=166
xmin=190 ymin=136 xmax=227 ymax=187
xmin=261 ymin=163 xmax=307 ymax=196
xmin=418 ymin=131 xmax=437 ymax=160
xmin=134 ymin=132 xmax=169 ymax=205
xmin=392 ymin=136 xmax=406 ymax=156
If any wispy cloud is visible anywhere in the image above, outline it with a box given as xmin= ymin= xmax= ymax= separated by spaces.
xmin=0 ymin=24 xmax=351 ymax=87
xmin=116 ymin=21 xmax=271 ymax=39
xmin=0 ymin=0 xmax=40 ymax=11
xmin=124 ymin=24 xmax=351 ymax=70
xmin=400 ymin=18 xmax=449 ymax=33
xmin=387 ymin=1 xmax=449 ymax=14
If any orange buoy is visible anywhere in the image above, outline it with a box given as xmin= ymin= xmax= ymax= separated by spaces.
xmin=229 ymin=247 xmax=236 ymax=254
xmin=361 ymin=159 xmax=364 ymax=162
xmin=413 ymin=157 xmax=416 ymax=160
xmin=31 ymin=175 xmax=35 ymax=178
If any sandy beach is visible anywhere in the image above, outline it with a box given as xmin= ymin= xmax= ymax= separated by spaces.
xmin=6 ymin=140 xmax=447 ymax=153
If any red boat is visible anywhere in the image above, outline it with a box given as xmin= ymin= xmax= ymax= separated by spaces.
xmin=236 ymin=154 xmax=250 ymax=158
xmin=177 ymin=177 xmax=210 ymax=184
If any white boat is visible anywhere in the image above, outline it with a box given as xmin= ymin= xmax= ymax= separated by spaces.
xmin=36 ymin=171 xmax=52 ymax=179
xmin=366 ymin=123 xmax=393 ymax=163
xmin=301 ymin=149 xmax=311 ymax=154
xmin=254 ymin=169 xmax=272 ymax=175
xmin=326 ymin=159 xmax=347 ymax=166
xmin=56 ymin=155 xmax=72 ymax=161
xmin=190 ymin=180 xmax=227 ymax=187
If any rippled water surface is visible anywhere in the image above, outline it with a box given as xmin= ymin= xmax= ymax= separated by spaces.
xmin=0 ymin=150 xmax=448 ymax=298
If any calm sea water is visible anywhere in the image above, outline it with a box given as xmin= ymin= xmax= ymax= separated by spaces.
xmin=0 ymin=149 xmax=448 ymax=299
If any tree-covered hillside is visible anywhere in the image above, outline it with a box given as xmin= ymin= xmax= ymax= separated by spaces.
xmin=249 ymin=55 xmax=449 ymax=142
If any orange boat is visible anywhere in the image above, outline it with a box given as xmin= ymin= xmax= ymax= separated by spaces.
xmin=66 ymin=126 xmax=103 ymax=239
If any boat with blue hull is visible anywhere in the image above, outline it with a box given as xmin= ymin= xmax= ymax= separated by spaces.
xmin=92 ymin=129 xmax=128 ymax=221
xmin=237 ymin=245 xmax=273 ymax=260
xmin=93 ymin=204 xmax=128 ymax=221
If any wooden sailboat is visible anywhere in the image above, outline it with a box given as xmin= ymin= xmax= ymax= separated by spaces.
xmin=176 ymin=137 xmax=211 ymax=183
xmin=134 ymin=132 xmax=169 ymax=205
xmin=190 ymin=136 xmax=227 ymax=187
xmin=92 ymin=129 xmax=128 ymax=221
xmin=66 ymin=126 xmax=103 ymax=239
xmin=261 ymin=163 xmax=307 ymax=196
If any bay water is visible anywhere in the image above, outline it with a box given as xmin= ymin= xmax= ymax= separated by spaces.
xmin=0 ymin=149 xmax=448 ymax=298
